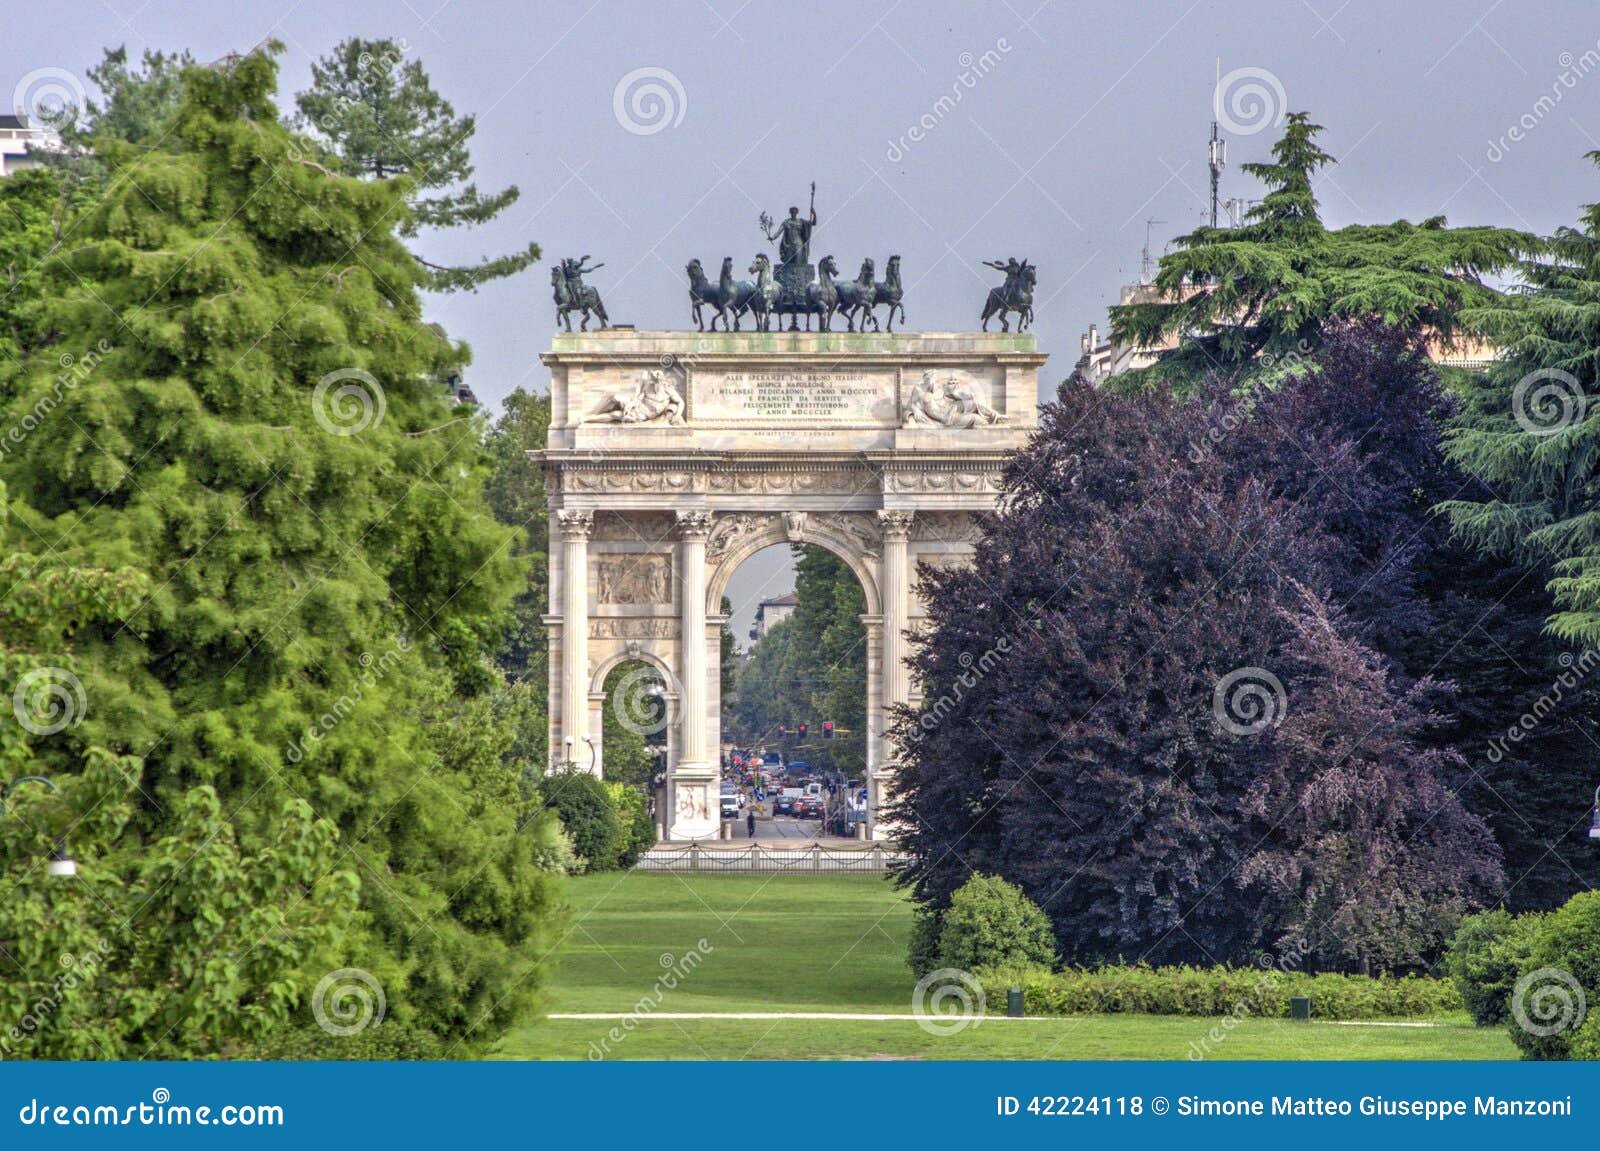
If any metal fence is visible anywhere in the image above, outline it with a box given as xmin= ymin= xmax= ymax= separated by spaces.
xmin=633 ymin=842 xmax=910 ymax=873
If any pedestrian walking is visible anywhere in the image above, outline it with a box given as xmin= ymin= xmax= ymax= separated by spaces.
xmin=746 ymin=809 xmax=756 ymax=838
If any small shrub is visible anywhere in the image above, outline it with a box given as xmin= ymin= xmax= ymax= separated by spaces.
xmin=1446 ymin=908 xmax=1538 ymax=1026
xmin=604 ymin=782 xmax=657 ymax=868
xmin=1508 ymin=891 xmax=1600 ymax=1061
xmin=542 ymin=770 xmax=624 ymax=871
xmin=936 ymin=874 xmax=1056 ymax=973
xmin=1568 ymin=1013 xmax=1600 ymax=1061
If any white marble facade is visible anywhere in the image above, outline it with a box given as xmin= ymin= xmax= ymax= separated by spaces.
xmin=538 ymin=330 xmax=1045 ymax=840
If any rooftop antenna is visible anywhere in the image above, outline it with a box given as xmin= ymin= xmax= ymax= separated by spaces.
xmin=1208 ymin=57 xmax=1227 ymax=229
xmin=1140 ymin=218 xmax=1166 ymax=284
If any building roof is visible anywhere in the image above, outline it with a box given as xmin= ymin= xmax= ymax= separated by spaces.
xmin=758 ymin=592 xmax=797 ymax=608
xmin=0 ymin=114 xmax=30 ymax=130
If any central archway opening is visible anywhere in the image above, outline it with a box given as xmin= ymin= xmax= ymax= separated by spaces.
xmin=721 ymin=543 xmax=869 ymax=840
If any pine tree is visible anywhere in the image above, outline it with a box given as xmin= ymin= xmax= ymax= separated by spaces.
xmin=1111 ymin=113 xmax=1531 ymax=386
xmin=0 ymin=46 xmax=564 ymax=1052
xmin=294 ymin=37 xmax=539 ymax=292
xmin=1442 ymin=152 xmax=1600 ymax=645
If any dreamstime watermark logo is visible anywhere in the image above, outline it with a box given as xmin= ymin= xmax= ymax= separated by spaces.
xmin=1213 ymin=67 xmax=1286 ymax=137
xmin=609 ymin=664 xmax=680 ymax=738
xmin=885 ymin=39 xmax=1013 ymax=161
xmin=312 ymin=368 xmax=387 ymax=435
xmin=1212 ymin=666 xmax=1287 ymax=736
xmin=13 ymin=68 xmax=86 ymax=130
xmin=911 ymin=967 xmax=985 ymax=1037
xmin=1487 ymin=45 xmax=1600 ymax=163
xmin=1 ymin=940 xmax=112 ymax=1060
xmin=1511 ymin=368 xmax=1586 ymax=436
xmin=1511 ymin=967 xmax=1587 ymax=1038
xmin=0 ymin=340 xmax=113 ymax=463
xmin=1186 ymin=939 xmax=1313 ymax=1060
xmin=312 ymin=968 xmax=386 ymax=1036
xmin=285 ymin=640 xmax=409 ymax=764
xmin=612 ymin=67 xmax=687 ymax=135
xmin=587 ymin=939 xmax=715 ymax=1060
xmin=1485 ymin=646 xmax=1598 ymax=763
xmin=11 ymin=668 xmax=87 ymax=736
xmin=289 ymin=40 xmax=408 ymax=162
xmin=907 ymin=637 xmax=1012 ymax=744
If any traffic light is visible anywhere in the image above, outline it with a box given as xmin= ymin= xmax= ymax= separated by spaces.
xmin=822 ymin=721 xmax=834 ymax=740
xmin=797 ymin=723 xmax=808 ymax=739
xmin=778 ymin=724 xmax=787 ymax=737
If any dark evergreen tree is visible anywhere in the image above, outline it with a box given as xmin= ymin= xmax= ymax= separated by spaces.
xmin=1111 ymin=113 xmax=1531 ymax=387
xmin=1443 ymin=153 xmax=1600 ymax=648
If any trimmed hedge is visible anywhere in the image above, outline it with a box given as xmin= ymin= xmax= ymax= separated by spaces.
xmin=979 ymin=963 xmax=1462 ymax=1021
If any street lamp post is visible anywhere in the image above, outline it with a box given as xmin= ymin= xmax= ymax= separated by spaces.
xmin=580 ymin=733 xmax=597 ymax=772
xmin=1589 ymin=784 xmax=1600 ymax=840
xmin=0 ymin=776 xmax=77 ymax=877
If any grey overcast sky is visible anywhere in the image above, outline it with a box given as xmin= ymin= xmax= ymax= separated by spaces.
xmin=9 ymin=0 xmax=1600 ymax=634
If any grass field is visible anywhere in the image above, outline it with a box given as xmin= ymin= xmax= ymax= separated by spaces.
xmin=492 ymin=873 xmax=1517 ymax=1061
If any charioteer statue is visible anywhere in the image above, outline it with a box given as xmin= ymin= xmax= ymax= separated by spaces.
xmin=759 ymin=184 xmax=819 ymax=331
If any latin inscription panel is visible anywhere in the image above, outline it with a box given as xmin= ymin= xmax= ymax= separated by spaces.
xmin=690 ymin=368 xmax=898 ymax=424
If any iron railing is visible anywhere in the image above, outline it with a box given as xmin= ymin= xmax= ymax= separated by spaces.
xmin=633 ymin=842 xmax=909 ymax=873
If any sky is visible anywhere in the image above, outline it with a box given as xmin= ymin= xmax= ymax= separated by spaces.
xmin=9 ymin=0 xmax=1600 ymax=633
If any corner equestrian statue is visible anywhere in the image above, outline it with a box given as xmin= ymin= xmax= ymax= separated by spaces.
xmin=980 ymin=257 xmax=1035 ymax=332
xmin=553 ymin=255 xmax=611 ymax=331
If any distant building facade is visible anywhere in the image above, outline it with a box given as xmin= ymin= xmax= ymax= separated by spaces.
xmin=752 ymin=592 xmax=797 ymax=641
xmin=0 ymin=115 xmax=44 ymax=177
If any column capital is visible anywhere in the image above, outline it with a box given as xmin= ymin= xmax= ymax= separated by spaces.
xmin=557 ymin=509 xmax=595 ymax=541
xmin=675 ymin=510 xmax=714 ymax=540
xmin=877 ymin=509 xmax=915 ymax=541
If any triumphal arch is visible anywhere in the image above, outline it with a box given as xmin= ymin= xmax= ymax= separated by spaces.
xmin=539 ymin=328 xmax=1044 ymax=839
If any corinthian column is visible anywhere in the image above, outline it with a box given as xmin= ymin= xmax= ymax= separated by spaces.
xmin=556 ymin=509 xmax=593 ymax=771
xmin=670 ymin=510 xmax=717 ymax=839
xmin=874 ymin=510 xmax=915 ymax=837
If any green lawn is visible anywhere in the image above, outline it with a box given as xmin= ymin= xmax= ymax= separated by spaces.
xmin=493 ymin=873 xmax=1516 ymax=1061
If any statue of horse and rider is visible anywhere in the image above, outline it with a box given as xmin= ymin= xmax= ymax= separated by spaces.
xmin=980 ymin=257 xmax=1035 ymax=332
xmin=552 ymin=255 xmax=611 ymax=331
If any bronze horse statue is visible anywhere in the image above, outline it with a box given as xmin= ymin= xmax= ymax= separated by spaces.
xmin=834 ymin=258 xmax=878 ymax=332
xmin=731 ymin=253 xmax=780 ymax=332
xmin=872 ymin=255 xmax=904 ymax=332
xmin=803 ymin=255 xmax=841 ymax=331
xmin=687 ymin=257 xmax=738 ymax=331
xmin=552 ymin=265 xmax=609 ymax=332
xmin=980 ymin=262 xmax=1035 ymax=332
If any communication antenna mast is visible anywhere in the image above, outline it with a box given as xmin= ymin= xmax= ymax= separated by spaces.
xmin=1208 ymin=57 xmax=1227 ymax=229
xmin=1141 ymin=218 xmax=1166 ymax=284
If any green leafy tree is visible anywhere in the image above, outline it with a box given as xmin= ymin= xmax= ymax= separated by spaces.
xmin=0 ymin=170 xmax=71 ymax=361
xmin=293 ymin=37 xmax=539 ymax=292
xmin=729 ymin=547 xmax=867 ymax=774
xmin=0 ymin=47 xmax=563 ymax=1053
xmin=1443 ymin=154 xmax=1600 ymax=644
xmin=1111 ymin=113 xmax=1531 ymax=386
